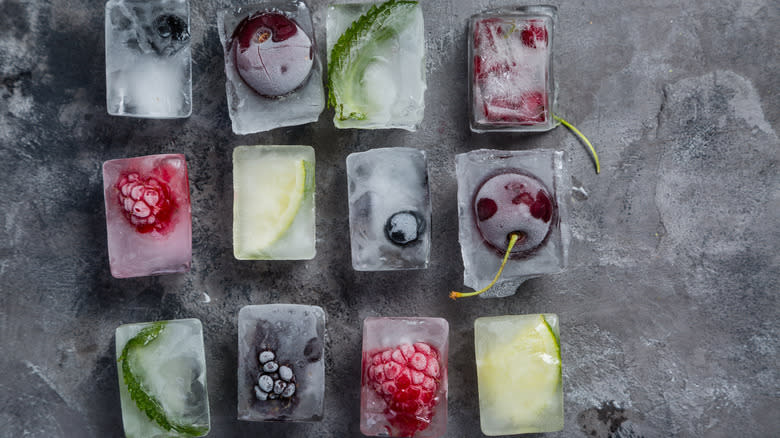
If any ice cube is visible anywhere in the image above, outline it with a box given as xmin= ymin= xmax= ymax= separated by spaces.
xmin=474 ymin=314 xmax=563 ymax=434
xmin=469 ymin=6 xmax=557 ymax=132
xmin=237 ymin=304 xmax=326 ymax=422
xmin=105 ymin=0 xmax=192 ymax=118
xmin=360 ymin=317 xmax=448 ymax=438
xmin=346 ymin=148 xmax=431 ymax=270
xmin=115 ymin=318 xmax=210 ymax=437
xmin=217 ymin=1 xmax=324 ymax=134
xmin=102 ymin=154 xmax=192 ymax=278
xmin=456 ymin=149 xmax=569 ymax=297
xmin=326 ymin=1 xmax=426 ymax=130
xmin=232 ymin=145 xmax=316 ymax=260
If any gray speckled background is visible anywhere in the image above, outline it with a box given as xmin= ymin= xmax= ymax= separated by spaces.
xmin=0 ymin=0 xmax=777 ymax=437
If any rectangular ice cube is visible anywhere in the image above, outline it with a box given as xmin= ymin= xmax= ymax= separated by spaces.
xmin=326 ymin=1 xmax=426 ymax=130
xmin=346 ymin=148 xmax=431 ymax=270
xmin=218 ymin=1 xmax=324 ymax=134
xmin=474 ymin=314 xmax=563 ymax=435
xmin=102 ymin=154 xmax=192 ymax=278
xmin=456 ymin=149 xmax=569 ymax=298
xmin=237 ymin=304 xmax=325 ymax=422
xmin=115 ymin=318 xmax=210 ymax=437
xmin=361 ymin=317 xmax=448 ymax=438
xmin=233 ymin=145 xmax=316 ymax=260
xmin=469 ymin=6 xmax=557 ymax=132
xmin=105 ymin=0 xmax=192 ymax=118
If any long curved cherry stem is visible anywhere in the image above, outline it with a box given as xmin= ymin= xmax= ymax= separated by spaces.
xmin=450 ymin=233 xmax=520 ymax=300
xmin=553 ymin=115 xmax=601 ymax=174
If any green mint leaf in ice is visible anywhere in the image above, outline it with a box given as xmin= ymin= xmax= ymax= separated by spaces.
xmin=327 ymin=0 xmax=419 ymax=121
xmin=118 ymin=321 xmax=208 ymax=436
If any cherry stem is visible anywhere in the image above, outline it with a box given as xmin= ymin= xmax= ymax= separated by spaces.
xmin=450 ymin=233 xmax=520 ymax=300
xmin=553 ymin=115 xmax=600 ymax=174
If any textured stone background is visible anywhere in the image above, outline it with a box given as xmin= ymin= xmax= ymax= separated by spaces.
xmin=0 ymin=0 xmax=777 ymax=437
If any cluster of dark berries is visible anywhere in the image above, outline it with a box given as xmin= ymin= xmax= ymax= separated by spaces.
xmin=254 ymin=349 xmax=296 ymax=401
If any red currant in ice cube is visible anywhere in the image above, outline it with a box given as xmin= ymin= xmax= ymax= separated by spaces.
xmin=473 ymin=171 xmax=555 ymax=256
xmin=484 ymin=91 xmax=547 ymax=124
xmin=521 ymin=22 xmax=548 ymax=48
xmin=116 ymin=173 xmax=174 ymax=234
xmin=232 ymin=12 xmax=314 ymax=98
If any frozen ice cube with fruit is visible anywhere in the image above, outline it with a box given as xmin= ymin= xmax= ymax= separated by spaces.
xmin=361 ymin=317 xmax=448 ymax=438
xmin=233 ymin=145 xmax=315 ymax=260
xmin=102 ymin=153 xmax=191 ymax=278
xmin=455 ymin=149 xmax=569 ymax=298
xmin=346 ymin=147 xmax=431 ymax=271
xmin=218 ymin=1 xmax=324 ymax=134
xmin=237 ymin=304 xmax=325 ymax=422
xmin=115 ymin=318 xmax=210 ymax=437
xmin=474 ymin=314 xmax=563 ymax=435
xmin=105 ymin=0 xmax=192 ymax=118
xmin=469 ymin=6 xmax=557 ymax=132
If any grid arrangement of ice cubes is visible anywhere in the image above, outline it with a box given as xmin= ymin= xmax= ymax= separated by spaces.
xmin=474 ymin=314 xmax=563 ymax=435
xmin=361 ymin=317 xmax=448 ymax=438
xmin=238 ymin=304 xmax=326 ymax=422
xmin=456 ymin=149 xmax=569 ymax=297
xmin=346 ymin=148 xmax=431 ymax=270
xmin=115 ymin=319 xmax=210 ymax=437
xmin=469 ymin=6 xmax=557 ymax=132
xmin=105 ymin=0 xmax=192 ymax=118
xmin=218 ymin=1 xmax=324 ymax=134
xmin=102 ymin=154 xmax=192 ymax=278
xmin=326 ymin=2 xmax=426 ymax=130
xmin=233 ymin=145 xmax=316 ymax=260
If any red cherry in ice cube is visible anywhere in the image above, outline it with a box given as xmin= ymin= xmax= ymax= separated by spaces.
xmin=521 ymin=23 xmax=548 ymax=48
xmin=232 ymin=12 xmax=314 ymax=98
xmin=116 ymin=173 xmax=174 ymax=234
xmin=473 ymin=170 xmax=555 ymax=256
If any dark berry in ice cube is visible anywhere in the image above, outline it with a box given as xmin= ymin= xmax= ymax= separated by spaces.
xmin=232 ymin=12 xmax=314 ymax=97
xmin=146 ymin=14 xmax=189 ymax=56
xmin=385 ymin=211 xmax=425 ymax=246
xmin=254 ymin=348 xmax=297 ymax=402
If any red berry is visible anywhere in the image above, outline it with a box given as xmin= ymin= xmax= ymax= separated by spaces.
xmin=484 ymin=91 xmax=546 ymax=124
xmin=476 ymin=197 xmax=498 ymax=221
xmin=365 ymin=343 xmax=442 ymax=437
xmin=116 ymin=173 xmax=174 ymax=234
xmin=521 ymin=23 xmax=548 ymax=48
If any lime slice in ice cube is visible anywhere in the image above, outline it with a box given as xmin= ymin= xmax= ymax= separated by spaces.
xmin=234 ymin=157 xmax=308 ymax=259
xmin=477 ymin=314 xmax=561 ymax=429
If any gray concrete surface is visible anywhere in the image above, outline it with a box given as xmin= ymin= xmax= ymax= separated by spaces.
xmin=1 ymin=0 xmax=777 ymax=437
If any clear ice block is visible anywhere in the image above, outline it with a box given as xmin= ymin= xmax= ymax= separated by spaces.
xmin=361 ymin=317 xmax=448 ymax=438
xmin=456 ymin=149 xmax=569 ymax=298
xmin=218 ymin=1 xmax=324 ymax=134
xmin=105 ymin=0 xmax=192 ymax=118
xmin=115 ymin=318 xmax=210 ymax=437
xmin=237 ymin=304 xmax=326 ymax=422
xmin=233 ymin=145 xmax=316 ymax=260
xmin=326 ymin=1 xmax=426 ymax=130
xmin=469 ymin=6 xmax=557 ymax=132
xmin=102 ymin=153 xmax=192 ymax=278
xmin=346 ymin=148 xmax=431 ymax=271
xmin=474 ymin=314 xmax=563 ymax=435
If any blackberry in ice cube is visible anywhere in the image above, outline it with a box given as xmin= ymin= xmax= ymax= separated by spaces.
xmin=385 ymin=210 xmax=425 ymax=246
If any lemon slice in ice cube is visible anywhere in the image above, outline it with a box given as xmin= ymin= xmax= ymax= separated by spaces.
xmin=234 ymin=155 xmax=307 ymax=259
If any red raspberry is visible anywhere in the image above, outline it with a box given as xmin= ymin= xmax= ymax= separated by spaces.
xmin=116 ymin=173 xmax=174 ymax=234
xmin=365 ymin=343 xmax=442 ymax=437
xmin=520 ymin=23 xmax=548 ymax=48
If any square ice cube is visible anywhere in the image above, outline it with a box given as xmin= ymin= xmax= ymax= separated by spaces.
xmin=217 ymin=1 xmax=324 ymax=134
xmin=102 ymin=154 xmax=192 ymax=278
xmin=233 ymin=145 xmax=316 ymax=260
xmin=237 ymin=304 xmax=326 ymax=422
xmin=326 ymin=1 xmax=426 ymax=130
xmin=105 ymin=0 xmax=192 ymax=118
xmin=469 ymin=6 xmax=557 ymax=132
xmin=474 ymin=314 xmax=563 ymax=435
xmin=361 ymin=317 xmax=448 ymax=438
xmin=456 ymin=149 xmax=569 ymax=298
xmin=115 ymin=318 xmax=210 ymax=437
xmin=346 ymin=148 xmax=431 ymax=271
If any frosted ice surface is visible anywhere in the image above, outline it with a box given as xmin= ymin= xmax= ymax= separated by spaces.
xmin=115 ymin=319 xmax=210 ymax=437
xmin=102 ymin=154 xmax=191 ymax=279
xmin=237 ymin=304 xmax=325 ymax=422
xmin=456 ymin=149 xmax=569 ymax=297
xmin=105 ymin=0 xmax=192 ymax=118
xmin=346 ymin=148 xmax=431 ymax=270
